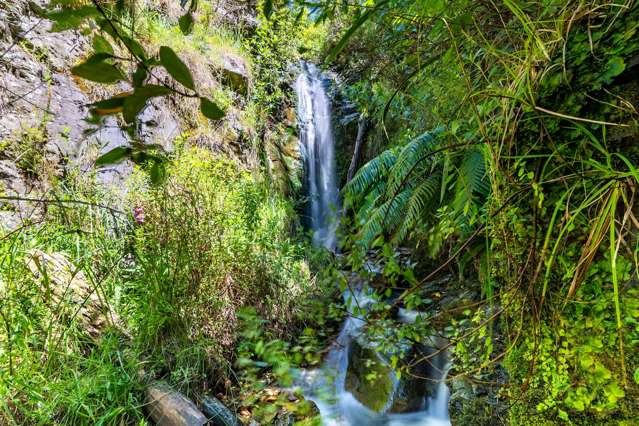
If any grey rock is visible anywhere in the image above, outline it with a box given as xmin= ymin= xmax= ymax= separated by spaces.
xmin=200 ymin=396 xmax=240 ymax=426
xmin=145 ymin=382 xmax=207 ymax=426
xmin=219 ymin=53 xmax=249 ymax=95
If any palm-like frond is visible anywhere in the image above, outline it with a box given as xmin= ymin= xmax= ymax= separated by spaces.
xmin=344 ymin=147 xmax=399 ymax=201
xmin=346 ymin=126 xmax=490 ymax=249
xmin=452 ymin=148 xmax=488 ymax=216
xmin=358 ymin=188 xmax=413 ymax=248
xmin=394 ymin=170 xmax=442 ymax=242
xmin=384 ymin=127 xmax=445 ymax=198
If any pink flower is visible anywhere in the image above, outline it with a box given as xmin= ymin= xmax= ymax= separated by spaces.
xmin=133 ymin=206 xmax=145 ymax=224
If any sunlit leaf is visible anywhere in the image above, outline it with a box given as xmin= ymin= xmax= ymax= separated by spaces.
xmin=200 ymin=97 xmax=225 ymax=120
xmin=90 ymin=92 xmax=130 ymax=115
xmin=95 ymin=146 xmax=132 ymax=166
xmin=46 ymin=6 xmax=99 ymax=32
xmin=92 ymin=35 xmax=114 ymax=55
xmin=159 ymin=46 xmax=195 ymax=91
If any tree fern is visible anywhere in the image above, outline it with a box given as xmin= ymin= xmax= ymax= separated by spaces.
xmin=452 ymin=148 xmax=488 ymax=217
xmin=344 ymin=147 xmax=399 ymax=201
xmin=394 ymin=171 xmax=442 ymax=243
xmin=345 ymin=126 xmax=490 ymax=250
xmin=384 ymin=127 xmax=445 ymax=198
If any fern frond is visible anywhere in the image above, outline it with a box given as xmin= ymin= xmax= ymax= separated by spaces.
xmin=393 ymin=171 xmax=442 ymax=242
xmin=358 ymin=188 xmax=412 ymax=248
xmin=452 ymin=148 xmax=488 ymax=216
xmin=384 ymin=127 xmax=445 ymax=198
xmin=344 ymin=147 xmax=399 ymax=197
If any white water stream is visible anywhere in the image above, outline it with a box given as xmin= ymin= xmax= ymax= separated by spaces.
xmin=295 ymin=62 xmax=451 ymax=426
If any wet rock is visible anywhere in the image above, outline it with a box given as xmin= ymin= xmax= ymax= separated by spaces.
xmin=271 ymin=399 xmax=321 ymax=426
xmin=345 ymin=340 xmax=394 ymax=412
xmin=219 ymin=53 xmax=249 ymax=95
xmin=145 ymin=382 xmax=207 ymax=426
xmin=448 ymin=365 xmax=508 ymax=425
xmin=200 ymin=396 xmax=240 ymax=426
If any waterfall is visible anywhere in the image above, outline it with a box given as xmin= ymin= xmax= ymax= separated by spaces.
xmin=295 ymin=63 xmax=450 ymax=426
xmin=295 ymin=62 xmax=339 ymax=250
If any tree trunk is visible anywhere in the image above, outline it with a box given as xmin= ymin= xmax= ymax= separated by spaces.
xmin=346 ymin=114 xmax=369 ymax=184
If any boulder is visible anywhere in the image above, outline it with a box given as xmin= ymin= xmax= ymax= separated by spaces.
xmin=25 ymin=250 xmax=118 ymax=338
xmin=344 ymin=340 xmax=394 ymax=412
xmin=200 ymin=396 xmax=240 ymax=426
xmin=390 ymin=341 xmax=449 ymax=413
xmin=145 ymin=382 xmax=207 ymax=426
xmin=219 ymin=53 xmax=249 ymax=95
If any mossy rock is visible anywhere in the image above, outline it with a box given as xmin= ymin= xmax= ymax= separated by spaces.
xmin=344 ymin=340 xmax=394 ymax=412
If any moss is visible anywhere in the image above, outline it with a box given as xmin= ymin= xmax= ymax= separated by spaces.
xmin=344 ymin=341 xmax=394 ymax=412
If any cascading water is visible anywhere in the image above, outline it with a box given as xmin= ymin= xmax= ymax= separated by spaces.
xmin=295 ymin=62 xmax=339 ymax=250
xmin=295 ymin=62 xmax=451 ymax=426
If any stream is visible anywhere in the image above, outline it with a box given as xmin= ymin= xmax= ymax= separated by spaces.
xmin=294 ymin=62 xmax=452 ymax=426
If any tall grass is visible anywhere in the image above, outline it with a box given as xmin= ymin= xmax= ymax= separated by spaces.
xmin=0 ymin=174 xmax=144 ymax=425
xmin=0 ymin=145 xmax=313 ymax=423
xmin=125 ymin=145 xmax=312 ymax=394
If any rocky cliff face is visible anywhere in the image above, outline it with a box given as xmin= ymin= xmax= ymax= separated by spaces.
xmin=0 ymin=0 xmax=253 ymax=229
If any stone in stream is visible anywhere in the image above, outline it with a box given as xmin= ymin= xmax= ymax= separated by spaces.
xmin=344 ymin=340 xmax=394 ymax=412
xmin=145 ymin=382 xmax=207 ymax=426
xmin=200 ymin=396 xmax=241 ymax=426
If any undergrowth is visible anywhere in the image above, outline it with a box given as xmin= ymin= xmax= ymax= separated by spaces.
xmin=0 ymin=143 xmax=314 ymax=424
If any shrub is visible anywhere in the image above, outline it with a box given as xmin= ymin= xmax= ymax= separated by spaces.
xmin=126 ymin=146 xmax=312 ymax=391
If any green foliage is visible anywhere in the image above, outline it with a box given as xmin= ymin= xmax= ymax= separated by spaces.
xmin=0 ymin=126 xmax=48 ymax=178
xmin=126 ymin=145 xmax=312 ymax=391
xmin=344 ymin=126 xmax=488 ymax=250
xmin=0 ymin=176 xmax=144 ymax=424
xmin=159 ymin=45 xmax=195 ymax=91
xmin=45 ymin=0 xmax=226 ymax=170
xmin=320 ymin=0 xmax=639 ymax=423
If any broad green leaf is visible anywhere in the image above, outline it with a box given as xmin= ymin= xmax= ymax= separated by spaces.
xmin=72 ymin=56 xmax=124 ymax=84
xmin=132 ymin=66 xmax=148 ymax=87
xmin=46 ymin=6 xmax=99 ymax=32
xmin=122 ymin=86 xmax=172 ymax=123
xmin=179 ymin=12 xmax=194 ymax=35
xmin=200 ymin=97 xmax=225 ymax=120
xmin=123 ymin=96 xmax=147 ymax=124
xmin=149 ymin=160 xmax=167 ymax=185
xmin=160 ymin=46 xmax=194 ymax=91
xmin=121 ymin=36 xmax=147 ymax=60
xmin=95 ymin=146 xmax=132 ymax=166
xmin=90 ymin=93 xmax=130 ymax=115
xmin=134 ymin=85 xmax=172 ymax=98
xmin=92 ymin=35 xmax=114 ymax=55
xmin=634 ymin=368 xmax=639 ymax=384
